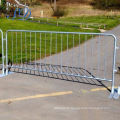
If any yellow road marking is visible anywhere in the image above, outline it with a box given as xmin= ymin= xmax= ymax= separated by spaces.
xmin=0 ymin=91 xmax=73 ymax=103
xmin=81 ymin=89 xmax=89 ymax=93
xmin=90 ymin=86 xmax=117 ymax=92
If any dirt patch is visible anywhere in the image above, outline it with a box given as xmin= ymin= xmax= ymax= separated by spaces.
xmin=30 ymin=3 xmax=120 ymax=18
xmin=31 ymin=3 xmax=53 ymax=18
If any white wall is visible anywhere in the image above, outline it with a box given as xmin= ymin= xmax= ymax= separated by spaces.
xmin=0 ymin=0 xmax=1 ymax=5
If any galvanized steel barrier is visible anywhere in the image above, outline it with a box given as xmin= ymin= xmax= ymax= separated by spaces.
xmin=0 ymin=29 xmax=119 ymax=98
xmin=5 ymin=30 xmax=118 ymax=97
xmin=0 ymin=29 xmax=5 ymax=77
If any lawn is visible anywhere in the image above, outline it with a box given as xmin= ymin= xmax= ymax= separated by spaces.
xmin=29 ymin=15 xmax=120 ymax=30
xmin=0 ymin=18 xmax=97 ymax=33
xmin=7 ymin=31 xmax=92 ymax=64
xmin=0 ymin=16 xmax=120 ymax=65
xmin=59 ymin=16 xmax=120 ymax=29
xmin=0 ymin=18 xmax=98 ymax=64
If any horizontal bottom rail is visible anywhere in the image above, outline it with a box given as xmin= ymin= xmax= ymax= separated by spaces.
xmin=9 ymin=65 xmax=112 ymax=82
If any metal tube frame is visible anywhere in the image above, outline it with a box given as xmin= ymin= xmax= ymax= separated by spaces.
xmin=0 ymin=29 xmax=5 ymax=77
xmin=3 ymin=30 xmax=118 ymax=98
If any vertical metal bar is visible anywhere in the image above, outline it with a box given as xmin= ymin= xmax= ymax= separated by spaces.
xmin=97 ymin=35 xmax=100 ymax=77
xmin=61 ymin=34 xmax=63 ymax=73
xmin=21 ymin=32 xmax=22 ymax=67
xmin=25 ymin=32 xmax=27 ymax=73
xmin=1 ymin=30 xmax=4 ymax=75
xmin=11 ymin=32 xmax=14 ymax=67
xmin=29 ymin=32 xmax=32 ymax=74
xmin=25 ymin=32 xmax=27 ymax=64
xmin=30 ymin=32 xmax=31 ymax=67
xmin=111 ymin=36 xmax=117 ymax=94
xmin=22 ymin=32 xmax=24 ymax=73
xmin=16 ymin=32 xmax=18 ymax=65
xmin=67 ymin=34 xmax=69 ymax=73
xmin=40 ymin=33 xmax=42 ymax=71
xmin=55 ymin=33 xmax=57 ymax=72
xmin=84 ymin=35 xmax=87 ymax=71
xmin=78 ymin=34 xmax=81 ymax=76
xmin=6 ymin=32 xmax=8 ymax=75
xmin=91 ymin=35 xmax=94 ymax=74
xmin=50 ymin=33 xmax=52 ymax=72
xmin=45 ymin=33 xmax=47 ymax=71
xmin=72 ymin=34 xmax=75 ymax=74
xmin=35 ymin=32 xmax=37 ymax=70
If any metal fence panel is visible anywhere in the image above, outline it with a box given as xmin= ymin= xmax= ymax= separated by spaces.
xmin=0 ymin=29 xmax=5 ymax=76
xmin=6 ymin=30 xmax=117 ymax=95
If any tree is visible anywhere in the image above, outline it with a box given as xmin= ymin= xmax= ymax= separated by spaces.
xmin=91 ymin=0 xmax=120 ymax=9
xmin=53 ymin=0 xmax=56 ymax=11
xmin=0 ymin=0 xmax=6 ymax=13
xmin=44 ymin=0 xmax=58 ymax=11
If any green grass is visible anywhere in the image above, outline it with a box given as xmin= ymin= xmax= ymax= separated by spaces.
xmin=0 ymin=18 xmax=98 ymax=33
xmin=59 ymin=16 xmax=120 ymax=29
xmin=0 ymin=16 xmax=120 ymax=64
xmin=30 ymin=15 xmax=120 ymax=30
xmin=0 ymin=18 xmax=98 ymax=64
xmin=7 ymin=32 xmax=92 ymax=64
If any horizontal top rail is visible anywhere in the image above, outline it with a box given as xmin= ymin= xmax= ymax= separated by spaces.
xmin=6 ymin=29 xmax=116 ymax=37
xmin=30 ymin=17 xmax=106 ymax=26
xmin=57 ymin=21 xmax=106 ymax=26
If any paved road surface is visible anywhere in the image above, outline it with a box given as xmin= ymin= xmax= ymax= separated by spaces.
xmin=0 ymin=25 xmax=120 ymax=120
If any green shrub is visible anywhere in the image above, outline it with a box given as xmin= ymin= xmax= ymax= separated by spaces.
xmin=0 ymin=13 xmax=5 ymax=18
xmin=0 ymin=0 xmax=6 ymax=13
xmin=91 ymin=0 xmax=120 ymax=9
xmin=52 ymin=6 xmax=67 ymax=18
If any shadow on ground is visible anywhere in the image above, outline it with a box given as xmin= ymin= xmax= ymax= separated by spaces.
xmin=8 ymin=63 xmax=111 ymax=92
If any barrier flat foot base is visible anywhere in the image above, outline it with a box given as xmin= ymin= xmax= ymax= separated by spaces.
xmin=0 ymin=72 xmax=14 ymax=78
xmin=0 ymin=74 xmax=7 ymax=78
xmin=109 ymin=87 xmax=120 ymax=99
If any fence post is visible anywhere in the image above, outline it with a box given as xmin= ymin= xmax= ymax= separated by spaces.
xmin=109 ymin=35 xmax=117 ymax=98
xmin=1 ymin=30 xmax=5 ymax=75
xmin=5 ymin=32 xmax=8 ymax=75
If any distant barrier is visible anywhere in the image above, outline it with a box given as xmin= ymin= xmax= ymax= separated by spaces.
xmin=29 ymin=17 xmax=106 ymax=30
xmin=0 ymin=30 xmax=5 ymax=77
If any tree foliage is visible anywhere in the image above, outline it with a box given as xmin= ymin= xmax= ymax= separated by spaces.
xmin=91 ymin=0 xmax=120 ymax=9
xmin=0 ymin=0 xmax=6 ymax=13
